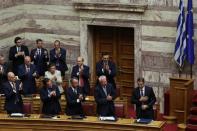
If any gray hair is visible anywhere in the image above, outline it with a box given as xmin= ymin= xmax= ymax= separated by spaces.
xmin=98 ymin=75 xmax=107 ymax=82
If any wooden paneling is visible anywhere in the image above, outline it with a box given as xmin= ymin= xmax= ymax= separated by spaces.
xmin=93 ymin=26 xmax=134 ymax=99
xmin=0 ymin=114 xmax=165 ymax=131
xmin=169 ymin=78 xmax=194 ymax=124
xmin=0 ymin=95 xmax=128 ymax=117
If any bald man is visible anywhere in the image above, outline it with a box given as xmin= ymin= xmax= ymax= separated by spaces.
xmin=18 ymin=56 xmax=38 ymax=95
xmin=65 ymin=77 xmax=84 ymax=116
xmin=71 ymin=56 xmax=90 ymax=95
xmin=3 ymin=72 xmax=23 ymax=114
xmin=94 ymin=75 xmax=116 ymax=116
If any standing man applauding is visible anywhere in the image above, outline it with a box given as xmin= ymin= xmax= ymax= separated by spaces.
xmin=30 ymin=39 xmax=49 ymax=77
xmin=94 ymin=75 xmax=116 ymax=116
xmin=3 ymin=72 xmax=23 ymax=114
xmin=71 ymin=56 xmax=90 ymax=95
xmin=9 ymin=37 xmax=29 ymax=75
xmin=65 ymin=77 xmax=84 ymax=116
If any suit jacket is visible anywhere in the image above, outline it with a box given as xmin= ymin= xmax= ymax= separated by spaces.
xmin=71 ymin=65 xmax=90 ymax=95
xmin=30 ymin=48 xmax=49 ymax=76
xmin=40 ymin=85 xmax=61 ymax=115
xmin=96 ymin=60 xmax=116 ymax=89
xmin=18 ymin=64 xmax=37 ymax=95
xmin=65 ymin=87 xmax=84 ymax=116
xmin=0 ymin=62 xmax=11 ymax=93
xmin=3 ymin=80 xmax=23 ymax=114
xmin=131 ymin=86 xmax=156 ymax=119
xmin=94 ymin=83 xmax=116 ymax=116
xmin=50 ymin=48 xmax=68 ymax=76
xmin=9 ymin=45 xmax=29 ymax=75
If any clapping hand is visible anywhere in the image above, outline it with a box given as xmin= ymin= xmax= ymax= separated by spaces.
xmin=139 ymin=96 xmax=148 ymax=102
xmin=50 ymin=91 xmax=56 ymax=97
xmin=141 ymin=105 xmax=149 ymax=110
xmin=107 ymin=95 xmax=112 ymax=101
xmin=79 ymin=94 xmax=83 ymax=101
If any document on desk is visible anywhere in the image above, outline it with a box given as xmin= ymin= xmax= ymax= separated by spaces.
xmin=10 ymin=113 xmax=24 ymax=117
xmin=99 ymin=116 xmax=116 ymax=121
xmin=135 ymin=118 xmax=153 ymax=124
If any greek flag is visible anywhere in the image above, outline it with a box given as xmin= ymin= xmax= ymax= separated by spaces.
xmin=186 ymin=0 xmax=195 ymax=64
xmin=174 ymin=0 xmax=187 ymax=67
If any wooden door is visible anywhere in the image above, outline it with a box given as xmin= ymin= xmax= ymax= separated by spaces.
xmin=93 ymin=26 xmax=134 ymax=98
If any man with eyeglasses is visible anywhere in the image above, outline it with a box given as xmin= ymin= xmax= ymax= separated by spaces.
xmin=9 ymin=37 xmax=29 ymax=75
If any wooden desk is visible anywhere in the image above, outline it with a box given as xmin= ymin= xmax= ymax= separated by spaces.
xmin=0 ymin=95 xmax=128 ymax=117
xmin=0 ymin=114 xmax=165 ymax=131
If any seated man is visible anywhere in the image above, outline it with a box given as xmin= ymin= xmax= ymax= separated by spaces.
xmin=45 ymin=64 xmax=63 ymax=94
xmin=131 ymin=77 xmax=156 ymax=119
xmin=18 ymin=56 xmax=38 ymax=95
xmin=94 ymin=75 xmax=116 ymax=116
xmin=65 ymin=77 xmax=84 ymax=116
xmin=40 ymin=78 xmax=61 ymax=115
xmin=3 ymin=72 xmax=23 ymax=114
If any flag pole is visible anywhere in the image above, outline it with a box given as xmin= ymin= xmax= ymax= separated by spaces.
xmin=190 ymin=64 xmax=193 ymax=78
xmin=178 ymin=66 xmax=182 ymax=78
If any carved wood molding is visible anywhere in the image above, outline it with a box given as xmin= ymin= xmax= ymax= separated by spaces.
xmin=73 ymin=0 xmax=148 ymax=13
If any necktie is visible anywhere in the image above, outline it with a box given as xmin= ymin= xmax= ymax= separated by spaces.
xmin=39 ymin=49 xmax=41 ymax=56
xmin=26 ymin=66 xmax=30 ymax=73
xmin=17 ymin=47 xmax=21 ymax=52
xmin=74 ymin=89 xmax=77 ymax=94
xmin=12 ymin=82 xmax=16 ymax=92
xmin=140 ymin=89 xmax=144 ymax=96
xmin=103 ymin=87 xmax=107 ymax=96
xmin=79 ymin=67 xmax=84 ymax=87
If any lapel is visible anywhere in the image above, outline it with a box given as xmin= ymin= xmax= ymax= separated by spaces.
xmin=100 ymin=85 xmax=107 ymax=97
xmin=70 ymin=87 xmax=78 ymax=98
xmin=9 ymin=81 xmax=18 ymax=93
xmin=14 ymin=45 xmax=17 ymax=53
xmin=137 ymin=87 xmax=141 ymax=97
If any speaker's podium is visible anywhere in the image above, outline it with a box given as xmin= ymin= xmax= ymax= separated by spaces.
xmin=169 ymin=77 xmax=194 ymax=123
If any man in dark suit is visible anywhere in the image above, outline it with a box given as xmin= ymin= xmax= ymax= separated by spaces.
xmin=18 ymin=56 xmax=38 ymax=95
xmin=94 ymin=75 xmax=116 ymax=116
xmin=50 ymin=40 xmax=68 ymax=77
xmin=3 ymin=72 xmax=23 ymax=114
xmin=65 ymin=77 xmax=84 ymax=116
xmin=131 ymin=77 xmax=156 ymax=119
xmin=40 ymin=78 xmax=61 ymax=115
xmin=71 ymin=56 xmax=90 ymax=95
xmin=96 ymin=53 xmax=116 ymax=89
xmin=0 ymin=55 xmax=11 ymax=93
xmin=30 ymin=39 xmax=49 ymax=76
xmin=9 ymin=37 xmax=29 ymax=75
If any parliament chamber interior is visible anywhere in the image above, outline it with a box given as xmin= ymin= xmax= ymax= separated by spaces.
xmin=0 ymin=0 xmax=196 ymax=131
